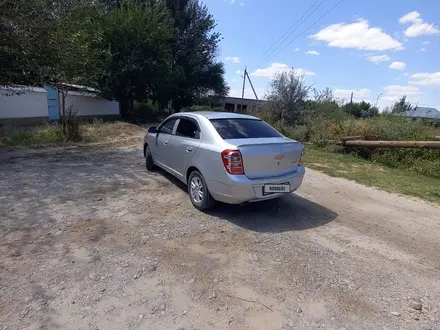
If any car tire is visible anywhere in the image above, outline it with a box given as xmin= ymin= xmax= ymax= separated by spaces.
xmin=188 ymin=170 xmax=215 ymax=211
xmin=145 ymin=146 xmax=155 ymax=171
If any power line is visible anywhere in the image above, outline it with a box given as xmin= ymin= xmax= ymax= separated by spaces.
xmin=263 ymin=0 xmax=327 ymax=62
xmin=265 ymin=0 xmax=345 ymax=63
xmin=262 ymin=0 xmax=323 ymax=58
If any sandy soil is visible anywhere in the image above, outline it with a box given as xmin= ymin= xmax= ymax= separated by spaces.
xmin=1 ymin=142 xmax=439 ymax=330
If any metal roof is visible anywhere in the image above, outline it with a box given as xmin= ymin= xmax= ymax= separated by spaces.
xmin=403 ymin=107 xmax=440 ymax=119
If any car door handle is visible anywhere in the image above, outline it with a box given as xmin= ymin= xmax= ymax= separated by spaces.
xmin=163 ymin=141 xmax=168 ymax=145
xmin=186 ymin=147 xmax=193 ymax=152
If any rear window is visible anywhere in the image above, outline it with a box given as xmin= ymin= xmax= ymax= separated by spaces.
xmin=210 ymin=118 xmax=282 ymax=139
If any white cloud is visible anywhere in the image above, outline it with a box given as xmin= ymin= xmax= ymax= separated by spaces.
xmin=240 ymin=2 xmax=244 ymax=6
xmin=383 ymin=85 xmax=420 ymax=100
xmin=228 ymin=87 xmax=267 ymax=100
xmin=306 ymin=50 xmax=320 ymax=55
xmin=423 ymin=41 xmax=431 ymax=45
xmin=235 ymin=70 xmax=242 ymax=75
xmin=294 ymin=48 xmax=301 ymax=52
xmin=334 ymin=88 xmax=372 ymax=102
xmin=420 ymin=47 xmax=427 ymax=51
xmin=377 ymin=85 xmax=421 ymax=108
xmin=231 ymin=78 xmax=237 ymax=82
xmin=250 ymin=63 xmax=315 ymax=79
xmin=399 ymin=11 xmax=422 ymax=24
xmin=410 ymin=72 xmax=440 ymax=85
xmin=225 ymin=56 xmax=240 ymax=63
xmin=310 ymin=19 xmax=403 ymax=51
xmin=399 ymin=11 xmax=440 ymax=37
xmin=367 ymin=54 xmax=391 ymax=64
xmin=389 ymin=61 xmax=406 ymax=70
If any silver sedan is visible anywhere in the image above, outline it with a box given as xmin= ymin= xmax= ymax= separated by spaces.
xmin=143 ymin=112 xmax=305 ymax=210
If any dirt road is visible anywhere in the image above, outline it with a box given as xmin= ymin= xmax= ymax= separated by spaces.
xmin=1 ymin=144 xmax=439 ymax=330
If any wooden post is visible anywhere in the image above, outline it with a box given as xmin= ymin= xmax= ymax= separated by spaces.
xmin=336 ymin=140 xmax=440 ymax=149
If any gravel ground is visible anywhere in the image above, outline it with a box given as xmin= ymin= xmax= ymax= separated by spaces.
xmin=1 ymin=143 xmax=440 ymax=330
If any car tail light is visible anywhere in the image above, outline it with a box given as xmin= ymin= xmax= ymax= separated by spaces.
xmin=221 ymin=149 xmax=244 ymax=175
xmin=298 ymin=148 xmax=305 ymax=166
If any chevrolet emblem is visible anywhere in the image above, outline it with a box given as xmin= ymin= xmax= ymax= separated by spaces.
xmin=274 ymin=154 xmax=284 ymax=161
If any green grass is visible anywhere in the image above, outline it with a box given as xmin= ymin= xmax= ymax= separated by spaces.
xmin=305 ymin=146 xmax=440 ymax=203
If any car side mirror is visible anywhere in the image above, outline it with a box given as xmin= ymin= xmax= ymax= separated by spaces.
xmin=148 ymin=126 xmax=157 ymax=134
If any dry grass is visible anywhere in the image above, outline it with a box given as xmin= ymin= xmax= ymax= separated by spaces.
xmin=0 ymin=121 xmax=146 ymax=148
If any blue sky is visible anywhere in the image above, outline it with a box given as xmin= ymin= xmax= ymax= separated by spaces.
xmin=204 ymin=0 xmax=440 ymax=109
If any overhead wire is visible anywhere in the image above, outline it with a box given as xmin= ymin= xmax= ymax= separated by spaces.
xmin=264 ymin=0 xmax=346 ymax=63
xmin=263 ymin=0 xmax=327 ymax=62
xmin=262 ymin=0 xmax=323 ymax=57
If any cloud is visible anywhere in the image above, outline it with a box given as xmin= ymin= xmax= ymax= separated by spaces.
xmin=228 ymin=87 xmax=267 ymax=100
xmin=422 ymin=41 xmax=431 ymax=45
xmin=420 ymin=47 xmax=427 ymax=51
xmin=334 ymin=88 xmax=372 ymax=102
xmin=235 ymin=70 xmax=242 ymax=75
xmin=399 ymin=11 xmax=440 ymax=37
xmin=250 ymin=63 xmax=315 ymax=78
xmin=376 ymin=85 xmax=421 ymax=108
xmin=367 ymin=54 xmax=391 ymax=64
xmin=225 ymin=56 xmax=240 ymax=63
xmin=306 ymin=50 xmax=320 ymax=55
xmin=294 ymin=48 xmax=301 ymax=52
xmin=231 ymin=78 xmax=237 ymax=82
xmin=409 ymin=72 xmax=440 ymax=85
xmin=389 ymin=61 xmax=406 ymax=70
xmin=240 ymin=2 xmax=244 ymax=6
xmin=310 ymin=19 xmax=403 ymax=51
xmin=399 ymin=11 xmax=422 ymax=24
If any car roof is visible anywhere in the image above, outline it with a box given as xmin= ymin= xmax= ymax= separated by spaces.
xmin=176 ymin=111 xmax=259 ymax=120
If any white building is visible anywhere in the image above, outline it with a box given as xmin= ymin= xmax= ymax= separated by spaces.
xmin=0 ymin=85 xmax=120 ymax=125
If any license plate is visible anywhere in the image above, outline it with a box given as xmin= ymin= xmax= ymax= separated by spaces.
xmin=263 ymin=184 xmax=290 ymax=195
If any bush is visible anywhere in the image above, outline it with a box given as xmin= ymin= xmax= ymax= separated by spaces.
xmin=0 ymin=124 xmax=65 ymax=146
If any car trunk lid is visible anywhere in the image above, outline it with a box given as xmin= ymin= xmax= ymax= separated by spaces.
xmin=225 ymin=137 xmax=303 ymax=179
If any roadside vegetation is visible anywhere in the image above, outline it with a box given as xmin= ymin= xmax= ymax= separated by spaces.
xmin=1 ymin=0 xmax=227 ymax=142
xmin=249 ymin=70 xmax=440 ymax=201
xmin=0 ymin=121 xmax=144 ymax=147
xmin=305 ymin=146 xmax=440 ymax=203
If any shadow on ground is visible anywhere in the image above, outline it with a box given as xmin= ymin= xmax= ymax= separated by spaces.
xmin=156 ymin=168 xmax=338 ymax=233
xmin=208 ymin=195 xmax=337 ymax=233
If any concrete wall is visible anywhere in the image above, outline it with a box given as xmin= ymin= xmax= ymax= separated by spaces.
xmin=0 ymin=86 xmax=120 ymax=124
xmin=0 ymin=87 xmax=48 ymax=119
xmin=62 ymin=91 xmax=119 ymax=117
xmin=222 ymin=96 xmax=266 ymax=112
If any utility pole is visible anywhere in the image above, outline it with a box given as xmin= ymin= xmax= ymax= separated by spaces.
xmin=241 ymin=66 xmax=247 ymax=112
xmin=245 ymin=70 xmax=259 ymax=100
xmin=375 ymin=93 xmax=383 ymax=108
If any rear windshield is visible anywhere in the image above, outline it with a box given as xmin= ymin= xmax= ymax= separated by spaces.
xmin=210 ymin=118 xmax=282 ymax=139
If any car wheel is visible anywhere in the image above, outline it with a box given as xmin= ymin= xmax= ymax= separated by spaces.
xmin=188 ymin=170 xmax=215 ymax=211
xmin=145 ymin=146 xmax=155 ymax=171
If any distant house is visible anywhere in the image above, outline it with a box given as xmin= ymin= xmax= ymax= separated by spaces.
xmin=402 ymin=107 xmax=440 ymax=121
xmin=221 ymin=96 xmax=266 ymax=113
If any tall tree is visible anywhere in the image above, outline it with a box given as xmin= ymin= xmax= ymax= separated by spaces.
xmin=391 ymin=96 xmax=413 ymax=114
xmin=265 ymin=69 xmax=311 ymax=124
xmin=91 ymin=1 xmax=173 ymax=116
xmin=158 ymin=0 xmax=228 ymax=110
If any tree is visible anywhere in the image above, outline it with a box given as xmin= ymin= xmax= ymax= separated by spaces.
xmin=391 ymin=96 xmax=413 ymax=114
xmin=157 ymin=0 xmax=228 ymax=110
xmin=0 ymin=0 xmax=58 ymax=86
xmin=91 ymin=1 xmax=173 ymax=116
xmin=265 ymin=69 xmax=311 ymax=124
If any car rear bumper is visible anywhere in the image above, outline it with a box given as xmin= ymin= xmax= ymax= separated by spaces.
xmin=208 ymin=166 xmax=305 ymax=204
